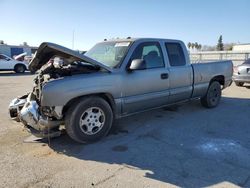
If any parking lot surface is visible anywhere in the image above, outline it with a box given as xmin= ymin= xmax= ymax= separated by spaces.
xmin=0 ymin=72 xmax=250 ymax=188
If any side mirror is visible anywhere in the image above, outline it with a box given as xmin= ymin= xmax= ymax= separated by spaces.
xmin=128 ymin=59 xmax=146 ymax=71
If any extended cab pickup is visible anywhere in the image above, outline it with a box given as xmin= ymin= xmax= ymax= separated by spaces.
xmin=9 ymin=38 xmax=233 ymax=143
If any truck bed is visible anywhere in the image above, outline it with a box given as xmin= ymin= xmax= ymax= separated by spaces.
xmin=191 ymin=60 xmax=233 ymax=98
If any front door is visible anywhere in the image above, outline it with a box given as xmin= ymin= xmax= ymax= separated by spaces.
xmin=0 ymin=55 xmax=13 ymax=70
xmin=122 ymin=42 xmax=170 ymax=115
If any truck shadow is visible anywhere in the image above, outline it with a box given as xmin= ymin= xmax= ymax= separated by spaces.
xmin=48 ymin=97 xmax=250 ymax=187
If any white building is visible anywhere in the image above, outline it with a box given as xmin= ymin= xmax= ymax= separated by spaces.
xmin=232 ymin=43 xmax=250 ymax=51
xmin=0 ymin=44 xmax=37 ymax=58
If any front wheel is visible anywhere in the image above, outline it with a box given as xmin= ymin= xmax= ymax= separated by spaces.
xmin=201 ymin=81 xmax=221 ymax=108
xmin=14 ymin=64 xmax=26 ymax=73
xmin=65 ymin=97 xmax=113 ymax=143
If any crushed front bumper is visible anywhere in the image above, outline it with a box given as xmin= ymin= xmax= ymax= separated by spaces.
xmin=9 ymin=93 xmax=63 ymax=138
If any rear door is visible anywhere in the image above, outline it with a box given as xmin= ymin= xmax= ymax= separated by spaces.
xmin=122 ymin=41 xmax=170 ymax=115
xmin=164 ymin=43 xmax=193 ymax=103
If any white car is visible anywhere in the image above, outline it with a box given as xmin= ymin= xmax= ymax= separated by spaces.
xmin=0 ymin=54 xmax=29 ymax=73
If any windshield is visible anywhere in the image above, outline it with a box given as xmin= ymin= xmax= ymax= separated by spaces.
xmin=84 ymin=41 xmax=131 ymax=68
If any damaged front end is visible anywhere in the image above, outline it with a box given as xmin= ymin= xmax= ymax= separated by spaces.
xmin=8 ymin=42 xmax=109 ymax=138
xmin=9 ymin=93 xmax=63 ymax=138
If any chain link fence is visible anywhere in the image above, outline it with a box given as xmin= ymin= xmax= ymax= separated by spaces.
xmin=190 ymin=51 xmax=250 ymax=66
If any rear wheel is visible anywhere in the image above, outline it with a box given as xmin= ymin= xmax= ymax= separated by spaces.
xmin=65 ymin=97 xmax=113 ymax=143
xmin=14 ymin=64 xmax=26 ymax=73
xmin=201 ymin=81 xmax=221 ymax=108
xmin=235 ymin=82 xmax=244 ymax=87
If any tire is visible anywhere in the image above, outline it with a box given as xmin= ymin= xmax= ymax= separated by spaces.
xmin=235 ymin=82 xmax=244 ymax=87
xmin=14 ymin=64 xmax=26 ymax=73
xmin=65 ymin=96 xmax=113 ymax=143
xmin=201 ymin=81 xmax=221 ymax=108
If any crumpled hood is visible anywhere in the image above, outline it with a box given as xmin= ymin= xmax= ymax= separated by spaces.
xmin=29 ymin=42 xmax=112 ymax=73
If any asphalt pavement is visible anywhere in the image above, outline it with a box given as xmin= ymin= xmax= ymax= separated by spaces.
xmin=0 ymin=71 xmax=250 ymax=188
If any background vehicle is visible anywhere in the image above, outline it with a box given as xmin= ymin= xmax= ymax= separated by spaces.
xmin=14 ymin=52 xmax=33 ymax=63
xmin=0 ymin=54 xmax=28 ymax=73
xmin=233 ymin=58 xmax=250 ymax=86
xmin=9 ymin=38 xmax=233 ymax=143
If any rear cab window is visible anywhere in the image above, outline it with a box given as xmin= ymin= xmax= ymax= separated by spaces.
xmin=165 ymin=43 xmax=186 ymax=66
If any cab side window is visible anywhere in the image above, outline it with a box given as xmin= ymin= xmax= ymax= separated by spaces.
xmin=131 ymin=42 xmax=164 ymax=69
xmin=165 ymin=43 xmax=186 ymax=66
xmin=0 ymin=55 xmax=10 ymax=61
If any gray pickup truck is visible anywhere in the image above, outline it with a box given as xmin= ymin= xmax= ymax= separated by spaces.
xmin=9 ymin=38 xmax=233 ymax=143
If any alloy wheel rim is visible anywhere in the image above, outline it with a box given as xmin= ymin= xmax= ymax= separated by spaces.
xmin=79 ymin=107 xmax=105 ymax=135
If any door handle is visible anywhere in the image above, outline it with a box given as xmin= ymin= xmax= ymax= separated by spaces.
xmin=161 ymin=73 xmax=169 ymax=79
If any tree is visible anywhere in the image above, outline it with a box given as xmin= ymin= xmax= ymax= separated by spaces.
xmin=187 ymin=42 xmax=192 ymax=49
xmin=0 ymin=40 xmax=4 ymax=44
xmin=227 ymin=45 xmax=233 ymax=51
xmin=216 ymin=35 xmax=224 ymax=51
xmin=23 ymin=42 xmax=28 ymax=46
xmin=197 ymin=44 xmax=202 ymax=50
xmin=191 ymin=43 xmax=195 ymax=49
xmin=224 ymin=43 xmax=235 ymax=51
xmin=194 ymin=42 xmax=198 ymax=50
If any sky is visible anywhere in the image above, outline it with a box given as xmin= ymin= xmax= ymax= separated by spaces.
xmin=0 ymin=0 xmax=249 ymax=50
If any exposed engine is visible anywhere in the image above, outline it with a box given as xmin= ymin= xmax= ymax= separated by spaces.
xmin=33 ymin=58 xmax=100 ymax=102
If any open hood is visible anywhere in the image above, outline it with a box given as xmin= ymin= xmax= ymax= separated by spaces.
xmin=14 ymin=52 xmax=27 ymax=60
xmin=29 ymin=42 xmax=112 ymax=73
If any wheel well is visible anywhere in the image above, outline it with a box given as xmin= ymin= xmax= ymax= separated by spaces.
xmin=210 ymin=75 xmax=225 ymax=86
xmin=62 ymin=93 xmax=116 ymax=116
xmin=14 ymin=63 xmax=26 ymax=70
